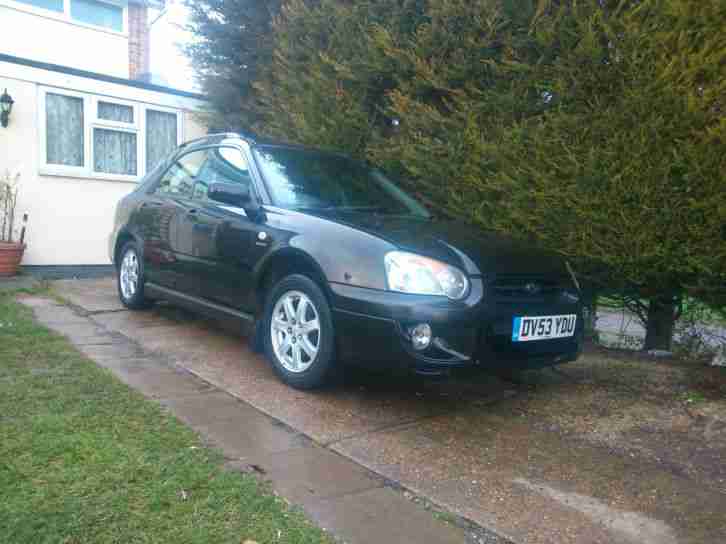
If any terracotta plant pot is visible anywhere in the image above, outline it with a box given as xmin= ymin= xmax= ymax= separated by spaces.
xmin=0 ymin=241 xmax=26 ymax=277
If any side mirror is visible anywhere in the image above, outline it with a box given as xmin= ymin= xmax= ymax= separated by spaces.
xmin=208 ymin=182 xmax=265 ymax=222
xmin=208 ymin=182 xmax=251 ymax=207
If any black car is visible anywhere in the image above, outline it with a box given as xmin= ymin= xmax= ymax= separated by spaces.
xmin=110 ymin=133 xmax=583 ymax=389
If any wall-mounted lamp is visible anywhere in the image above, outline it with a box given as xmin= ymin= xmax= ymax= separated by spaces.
xmin=1 ymin=89 xmax=14 ymax=128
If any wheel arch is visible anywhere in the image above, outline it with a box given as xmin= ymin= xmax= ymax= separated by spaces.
xmin=113 ymin=230 xmax=137 ymax=268
xmin=254 ymin=247 xmax=333 ymax=317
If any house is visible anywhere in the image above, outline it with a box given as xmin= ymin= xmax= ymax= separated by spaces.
xmin=0 ymin=0 xmax=208 ymax=275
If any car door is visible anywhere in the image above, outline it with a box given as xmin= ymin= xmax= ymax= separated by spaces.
xmin=142 ymin=150 xmax=205 ymax=290
xmin=186 ymin=145 xmax=262 ymax=312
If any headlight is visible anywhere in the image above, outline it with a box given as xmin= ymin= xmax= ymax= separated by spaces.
xmin=384 ymin=251 xmax=469 ymax=300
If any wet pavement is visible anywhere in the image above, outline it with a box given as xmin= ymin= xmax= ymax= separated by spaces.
xmin=19 ymin=278 xmax=726 ymax=544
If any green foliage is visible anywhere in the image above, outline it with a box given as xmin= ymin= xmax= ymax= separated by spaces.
xmin=184 ymin=0 xmax=283 ymax=131
xmin=189 ymin=0 xmax=726 ymax=346
xmin=486 ymin=0 xmax=726 ymax=300
xmin=254 ymin=0 xmax=430 ymax=151
xmin=254 ymin=0 xmax=725 ymax=301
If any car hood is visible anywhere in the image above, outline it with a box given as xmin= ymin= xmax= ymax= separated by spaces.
xmin=309 ymin=211 xmax=568 ymax=277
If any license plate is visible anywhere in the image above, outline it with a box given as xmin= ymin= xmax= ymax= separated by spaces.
xmin=512 ymin=314 xmax=577 ymax=342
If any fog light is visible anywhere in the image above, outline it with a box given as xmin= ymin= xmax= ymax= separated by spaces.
xmin=409 ymin=323 xmax=432 ymax=351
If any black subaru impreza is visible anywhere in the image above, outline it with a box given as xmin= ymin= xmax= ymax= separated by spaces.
xmin=110 ymin=133 xmax=583 ymax=389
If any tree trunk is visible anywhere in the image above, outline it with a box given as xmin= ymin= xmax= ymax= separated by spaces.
xmin=643 ymin=297 xmax=677 ymax=351
xmin=581 ymin=285 xmax=598 ymax=341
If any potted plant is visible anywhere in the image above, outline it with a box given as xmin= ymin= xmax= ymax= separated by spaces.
xmin=0 ymin=168 xmax=27 ymax=277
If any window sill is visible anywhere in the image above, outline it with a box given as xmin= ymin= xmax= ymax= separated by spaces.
xmin=39 ymin=168 xmax=140 ymax=184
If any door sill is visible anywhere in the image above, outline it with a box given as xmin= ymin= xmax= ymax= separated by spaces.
xmin=145 ymin=282 xmax=255 ymax=322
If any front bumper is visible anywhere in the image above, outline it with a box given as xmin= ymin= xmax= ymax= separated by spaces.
xmin=330 ymin=280 xmax=583 ymax=374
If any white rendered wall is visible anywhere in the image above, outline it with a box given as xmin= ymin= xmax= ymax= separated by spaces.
xmin=0 ymin=1 xmax=130 ymax=78
xmin=0 ymin=61 xmax=208 ymax=266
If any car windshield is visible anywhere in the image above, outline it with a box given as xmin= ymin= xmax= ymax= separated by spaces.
xmin=253 ymin=146 xmax=431 ymax=218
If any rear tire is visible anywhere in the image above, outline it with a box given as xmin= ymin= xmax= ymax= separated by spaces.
xmin=262 ymin=274 xmax=336 ymax=390
xmin=117 ymin=241 xmax=153 ymax=310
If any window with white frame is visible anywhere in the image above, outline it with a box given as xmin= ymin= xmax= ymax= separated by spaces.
xmin=92 ymin=98 xmax=139 ymax=176
xmin=12 ymin=0 xmax=125 ymax=32
xmin=40 ymin=87 xmax=183 ymax=181
xmin=146 ymin=109 xmax=178 ymax=172
xmin=71 ymin=0 xmax=123 ymax=32
xmin=45 ymin=92 xmax=85 ymax=167
xmin=15 ymin=0 xmax=64 ymax=13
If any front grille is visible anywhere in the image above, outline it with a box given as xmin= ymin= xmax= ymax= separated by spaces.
xmin=491 ymin=274 xmax=567 ymax=299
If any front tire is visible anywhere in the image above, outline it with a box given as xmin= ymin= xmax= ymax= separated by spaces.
xmin=117 ymin=241 xmax=152 ymax=310
xmin=262 ymin=274 xmax=336 ymax=390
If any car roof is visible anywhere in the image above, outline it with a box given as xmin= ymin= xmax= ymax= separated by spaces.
xmin=178 ymin=132 xmax=348 ymax=158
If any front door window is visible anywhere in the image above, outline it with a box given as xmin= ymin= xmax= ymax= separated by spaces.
xmin=192 ymin=147 xmax=253 ymax=203
xmin=155 ymin=150 xmax=206 ymax=199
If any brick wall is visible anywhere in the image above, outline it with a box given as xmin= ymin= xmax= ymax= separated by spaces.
xmin=128 ymin=3 xmax=149 ymax=80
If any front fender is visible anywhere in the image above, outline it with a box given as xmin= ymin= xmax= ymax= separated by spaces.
xmin=254 ymin=207 xmax=396 ymax=299
xmin=288 ymin=231 xmax=392 ymax=290
xmin=254 ymin=245 xmax=328 ymax=283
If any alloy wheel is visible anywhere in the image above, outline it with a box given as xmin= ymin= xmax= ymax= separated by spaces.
xmin=119 ymin=249 xmax=139 ymax=300
xmin=270 ymin=290 xmax=321 ymax=373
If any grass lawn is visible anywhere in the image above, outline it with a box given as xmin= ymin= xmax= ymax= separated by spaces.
xmin=0 ymin=292 xmax=329 ymax=544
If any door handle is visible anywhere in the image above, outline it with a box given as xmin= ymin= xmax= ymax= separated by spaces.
xmin=187 ymin=209 xmax=198 ymax=215
xmin=140 ymin=201 xmax=162 ymax=209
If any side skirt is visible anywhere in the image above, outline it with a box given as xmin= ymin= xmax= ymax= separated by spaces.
xmin=145 ymin=282 xmax=256 ymax=329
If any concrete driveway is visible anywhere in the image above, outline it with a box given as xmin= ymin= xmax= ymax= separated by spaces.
xmin=46 ymin=278 xmax=726 ymax=544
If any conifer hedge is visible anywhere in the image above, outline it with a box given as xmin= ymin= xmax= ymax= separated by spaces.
xmin=188 ymin=0 xmax=726 ymax=350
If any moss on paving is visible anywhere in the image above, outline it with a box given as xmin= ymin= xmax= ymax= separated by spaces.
xmin=0 ymin=293 xmax=330 ymax=544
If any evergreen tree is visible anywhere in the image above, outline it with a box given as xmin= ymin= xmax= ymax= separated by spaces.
xmin=184 ymin=0 xmax=282 ymax=131
xmin=479 ymin=0 xmax=726 ymax=349
xmin=189 ymin=0 xmax=726 ymax=350
xmin=253 ymin=0 xmax=430 ymax=152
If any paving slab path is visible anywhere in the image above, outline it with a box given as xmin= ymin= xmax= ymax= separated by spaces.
xmin=18 ymin=278 xmax=726 ymax=544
